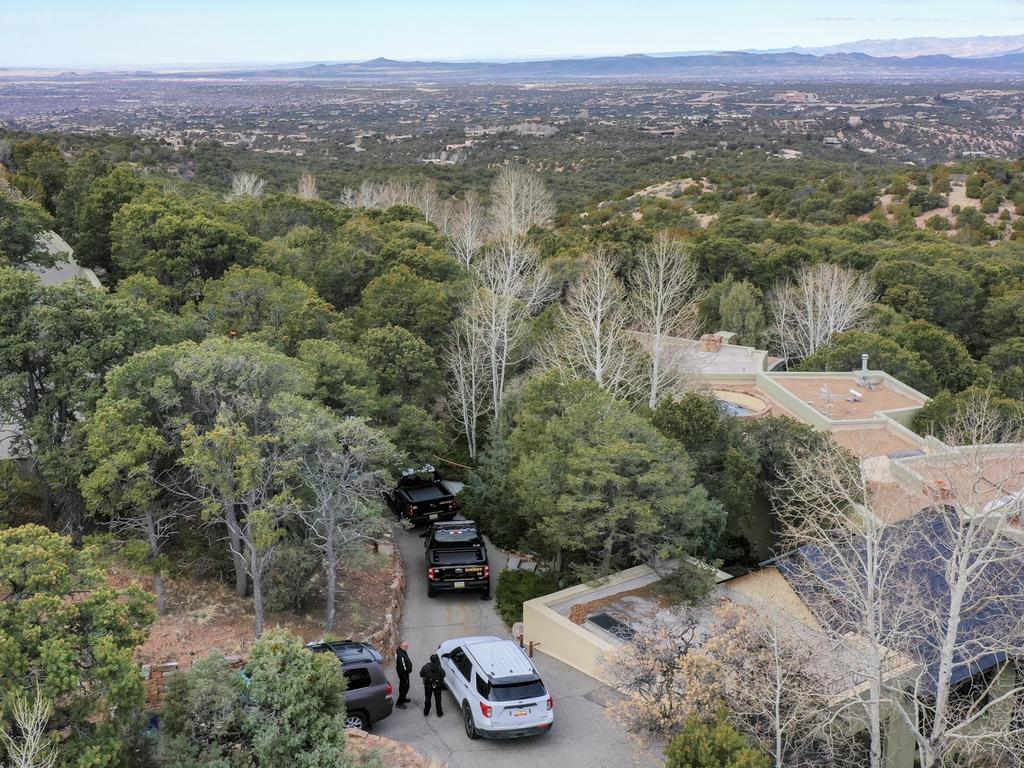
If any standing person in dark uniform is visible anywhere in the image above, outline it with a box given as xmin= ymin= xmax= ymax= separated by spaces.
xmin=420 ymin=653 xmax=446 ymax=717
xmin=395 ymin=641 xmax=413 ymax=709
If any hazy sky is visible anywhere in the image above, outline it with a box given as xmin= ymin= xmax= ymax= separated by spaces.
xmin=4 ymin=0 xmax=1024 ymax=68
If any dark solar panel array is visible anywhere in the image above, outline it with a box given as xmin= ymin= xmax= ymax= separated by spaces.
xmin=775 ymin=508 xmax=1024 ymax=692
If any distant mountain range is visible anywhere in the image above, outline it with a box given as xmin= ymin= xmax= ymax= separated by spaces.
xmin=773 ymin=34 xmax=1024 ymax=59
xmin=207 ymin=49 xmax=1024 ymax=82
xmin=12 ymin=34 xmax=1024 ymax=82
xmin=644 ymin=34 xmax=1024 ymax=60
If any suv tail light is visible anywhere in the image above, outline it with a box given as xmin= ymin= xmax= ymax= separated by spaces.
xmin=428 ymin=567 xmax=437 ymax=580
xmin=546 ymin=695 xmax=553 ymax=711
xmin=479 ymin=701 xmax=492 ymax=718
xmin=483 ymin=565 xmax=490 ymax=578
xmin=385 ymin=681 xmax=393 ymax=698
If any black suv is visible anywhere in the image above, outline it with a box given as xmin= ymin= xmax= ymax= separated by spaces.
xmin=424 ymin=520 xmax=491 ymax=599
xmin=306 ymin=640 xmax=394 ymax=730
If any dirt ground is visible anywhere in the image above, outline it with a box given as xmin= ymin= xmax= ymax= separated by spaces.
xmin=107 ymin=554 xmax=398 ymax=668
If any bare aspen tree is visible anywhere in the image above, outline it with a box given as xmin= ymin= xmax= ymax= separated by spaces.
xmin=776 ymin=403 xmax=1024 ymax=768
xmin=226 ymin=171 xmax=266 ymax=201
xmin=630 ymin=231 xmax=704 ymax=408
xmin=295 ymin=171 xmax=318 ymax=200
xmin=489 ymin=166 xmax=555 ymax=240
xmin=445 ymin=303 xmax=491 ymax=459
xmin=704 ymin=603 xmax=862 ymax=768
xmin=544 ymin=252 xmax=645 ymax=401
xmin=774 ymin=438 xmax=898 ymax=768
xmin=769 ymin=263 xmax=874 ymax=363
xmin=472 ymin=237 xmax=553 ymax=421
xmin=445 ymin=191 xmax=488 ymax=268
xmin=0 ymin=688 xmax=57 ymax=768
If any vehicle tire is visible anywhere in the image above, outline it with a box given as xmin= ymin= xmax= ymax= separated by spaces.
xmin=480 ymin=588 xmax=491 ymax=601
xmin=463 ymin=702 xmax=479 ymax=740
xmin=346 ymin=711 xmax=369 ymax=731
xmin=428 ymin=586 xmax=437 ymax=598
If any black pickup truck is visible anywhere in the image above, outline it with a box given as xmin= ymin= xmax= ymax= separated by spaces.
xmin=385 ymin=465 xmax=457 ymax=525
xmin=424 ymin=520 xmax=491 ymax=599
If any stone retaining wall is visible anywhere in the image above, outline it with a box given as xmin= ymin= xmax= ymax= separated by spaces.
xmin=369 ymin=547 xmax=406 ymax=667
xmin=141 ymin=655 xmax=244 ymax=708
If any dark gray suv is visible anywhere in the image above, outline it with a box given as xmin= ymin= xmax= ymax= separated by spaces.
xmin=307 ymin=640 xmax=394 ymax=730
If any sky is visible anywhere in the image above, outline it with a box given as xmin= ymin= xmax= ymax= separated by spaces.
xmin=3 ymin=0 xmax=1024 ymax=68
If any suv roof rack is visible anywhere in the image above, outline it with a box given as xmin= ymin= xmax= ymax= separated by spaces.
xmin=306 ymin=639 xmax=382 ymax=665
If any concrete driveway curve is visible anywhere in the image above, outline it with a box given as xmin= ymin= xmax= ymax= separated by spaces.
xmin=372 ymin=523 xmax=660 ymax=768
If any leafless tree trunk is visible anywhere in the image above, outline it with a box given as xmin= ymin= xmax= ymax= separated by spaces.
xmin=775 ymin=402 xmax=1024 ymax=768
xmin=542 ymin=251 xmax=645 ymax=401
xmin=629 ymin=231 xmax=704 ymax=409
xmin=489 ymin=166 xmax=555 ymax=240
xmin=226 ymin=171 xmax=266 ymax=201
xmin=0 ymin=688 xmax=56 ymax=768
xmin=768 ymin=263 xmax=874 ymax=364
xmin=445 ymin=305 xmax=491 ymax=459
xmin=295 ymin=171 xmax=318 ymax=200
xmin=472 ymin=237 xmax=552 ymax=422
xmin=445 ymin=191 xmax=488 ymax=268
xmin=704 ymin=603 xmax=864 ymax=768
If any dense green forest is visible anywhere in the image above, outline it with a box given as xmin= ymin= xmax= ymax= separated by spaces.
xmin=3 ymin=129 xmax=1024 ymax=767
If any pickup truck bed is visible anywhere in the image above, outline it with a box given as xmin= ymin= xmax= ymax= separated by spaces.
xmin=425 ymin=521 xmax=491 ymax=598
xmin=386 ymin=471 xmax=457 ymax=524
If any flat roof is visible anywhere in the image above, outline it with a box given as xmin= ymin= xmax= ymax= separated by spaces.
xmin=770 ymin=374 xmax=925 ymax=421
xmin=831 ymin=424 xmax=924 ymax=460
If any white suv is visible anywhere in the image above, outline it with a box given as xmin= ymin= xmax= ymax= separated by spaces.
xmin=437 ymin=635 xmax=554 ymax=740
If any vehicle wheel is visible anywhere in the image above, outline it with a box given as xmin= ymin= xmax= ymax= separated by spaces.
xmin=428 ymin=586 xmax=437 ymax=598
xmin=480 ymin=589 xmax=491 ymax=601
xmin=346 ymin=711 xmax=369 ymax=731
xmin=463 ymin=702 xmax=479 ymax=740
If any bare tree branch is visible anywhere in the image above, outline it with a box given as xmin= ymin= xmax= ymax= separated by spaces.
xmin=768 ymin=263 xmax=874 ymax=364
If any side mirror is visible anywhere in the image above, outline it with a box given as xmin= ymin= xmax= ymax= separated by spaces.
xmin=418 ymin=529 xmax=430 ymax=538
xmin=440 ymin=653 xmax=450 ymax=660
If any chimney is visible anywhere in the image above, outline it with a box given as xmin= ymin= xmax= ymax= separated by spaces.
xmin=861 ymin=354 xmax=869 ymax=375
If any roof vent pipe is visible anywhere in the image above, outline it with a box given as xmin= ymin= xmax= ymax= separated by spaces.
xmin=861 ymin=354 xmax=869 ymax=374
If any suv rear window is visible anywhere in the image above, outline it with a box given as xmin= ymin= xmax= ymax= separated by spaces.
xmin=487 ymin=679 xmax=546 ymax=702
xmin=431 ymin=527 xmax=482 ymax=548
xmin=344 ymin=668 xmax=373 ymax=691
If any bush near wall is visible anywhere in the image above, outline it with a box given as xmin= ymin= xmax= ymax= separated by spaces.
xmin=495 ymin=570 xmax=559 ymax=626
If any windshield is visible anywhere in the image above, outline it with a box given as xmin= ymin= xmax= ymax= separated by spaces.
xmin=488 ymin=679 xmax=546 ymax=702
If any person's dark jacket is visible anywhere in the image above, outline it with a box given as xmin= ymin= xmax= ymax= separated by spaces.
xmin=419 ymin=654 xmax=446 ymax=689
xmin=397 ymin=647 xmax=413 ymax=678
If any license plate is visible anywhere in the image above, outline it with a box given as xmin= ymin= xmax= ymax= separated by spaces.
xmin=429 ymin=513 xmax=438 ymax=520
xmin=513 ymin=709 xmax=528 ymax=717
xmin=454 ymin=581 xmax=465 ymax=589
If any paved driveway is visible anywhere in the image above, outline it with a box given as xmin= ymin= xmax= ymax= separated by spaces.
xmin=372 ymin=524 xmax=659 ymax=768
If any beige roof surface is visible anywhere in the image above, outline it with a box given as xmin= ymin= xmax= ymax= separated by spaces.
xmin=831 ymin=425 xmax=924 ymax=459
xmin=773 ymin=375 xmax=925 ymax=421
xmin=724 ymin=566 xmax=823 ymax=630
